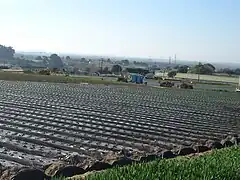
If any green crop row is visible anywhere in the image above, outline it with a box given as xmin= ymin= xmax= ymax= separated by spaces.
xmin=57 ymin=146 xmax=240 ymax=180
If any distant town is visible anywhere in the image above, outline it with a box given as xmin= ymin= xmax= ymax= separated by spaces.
xmin=0 ymin=44 xmax=240 ymax=78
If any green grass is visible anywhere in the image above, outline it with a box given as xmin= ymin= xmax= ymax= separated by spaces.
xmin=62 ymin=146 xmax=240 ymax=180
xmin=176 ymin=73 xmax=239 ymax=84
xmin=0 ymin=72 xmax=124 ymax=85
xmin=193 ymin=81 xmax=234 ymax=86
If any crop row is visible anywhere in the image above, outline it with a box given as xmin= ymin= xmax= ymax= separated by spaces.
xmin=0 ymin=81 xmax=239 ymax=174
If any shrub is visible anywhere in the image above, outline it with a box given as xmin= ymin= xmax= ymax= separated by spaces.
xmin=39 ymin=69 xmax=51 ymax=75
xmin=180 ymin=83 xmax=193 ymax=89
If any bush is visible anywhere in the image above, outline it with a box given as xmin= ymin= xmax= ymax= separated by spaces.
xmin=24 ymin=70 xmax=34 ymax=74
xmin=117 ymin=77 xmax=128 ymax=83
xmin=39 ymin=69 xmax=50 ymax=75
xmin=180 ymin=83 xmax=193 ymax=89
xmin=167 ymin=71 xmax=177 ymax=78
xmin=160 ymin=81 xmax=174 ymax=87
xmin=212 ymin=89 xmax=229 ymax=92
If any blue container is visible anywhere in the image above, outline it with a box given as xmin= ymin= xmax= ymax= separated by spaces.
xmin=136 ymin=75 xmax=144 ymax=84
xmin=136 ymin=75 xmax=141 ymax=83
xmin=140 ymin=76 xmax=144 ymax=84
xmin=131 ymin=74 xmax=137 ymax=83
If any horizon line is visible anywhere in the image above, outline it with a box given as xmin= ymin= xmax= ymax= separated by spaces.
xmin=15 ymin=50 xmax=240 ymax=64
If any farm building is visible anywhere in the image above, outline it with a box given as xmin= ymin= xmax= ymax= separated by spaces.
xmin=154 ymin=70 xmax=167 ymax=78
xmin=1 ymin=67 xmax=24 ymax=73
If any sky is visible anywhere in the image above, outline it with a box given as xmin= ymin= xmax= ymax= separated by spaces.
xmin=0 ymin=0 xmax=239 ymax=62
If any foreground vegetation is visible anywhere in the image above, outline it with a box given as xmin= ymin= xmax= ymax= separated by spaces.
xmin=64 ymin=147 xmax=240 ymax=180
xmin=0 ymin=72 xmax=121 ymax=85
xmin=0 ymin=71 xmax=237 ymax=93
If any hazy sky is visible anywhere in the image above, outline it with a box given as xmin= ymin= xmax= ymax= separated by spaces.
xmin=0 ymin=0 xmax=239 ymax=62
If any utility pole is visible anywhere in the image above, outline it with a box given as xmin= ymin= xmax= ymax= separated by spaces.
xmin=169 ymin=56 xmax=171 ymax=64
xmin=100 ymin=58 xmax=103 ymax=73
xmin=197 ymin=62 xmax=200 ymax=82
xmin=99 ymin=58 xmax=104 ymax=73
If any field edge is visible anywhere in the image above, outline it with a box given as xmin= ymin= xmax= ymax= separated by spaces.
xmin=65 ymin=146 xmax=240 ymax=180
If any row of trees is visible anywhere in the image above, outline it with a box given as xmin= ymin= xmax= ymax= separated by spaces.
xmin=85 ymin=64 xmax=150 ymax=75
xmin=175 ymin=63 xmax=216 ymax=75
xmin=217 ymin=68 xmax=240 ymax=75
xmin=36 ymin=54 xmax=64 ymax=69
xmin=175 ymin=63 xmax=240 ymax=76
xmin=0 ymin=44 xmax=15 ymax=60
xmin=2 ymin=43 xmax=238 ymax=76
xmin=189 ymin=63 xmax=216 ymax=75
xmin=113 ymin=60 xmax=148 ymax=67
xmin=110 ymin=65 xmax=150 ymax=75
xmin=0 ymin=44 xmax=64 ymax=70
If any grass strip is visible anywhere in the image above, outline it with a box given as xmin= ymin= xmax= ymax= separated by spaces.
xmin=0 ymin=72 xmax=120 ymax=85
xmin=62 ymin=146 xmax=240 ymax=180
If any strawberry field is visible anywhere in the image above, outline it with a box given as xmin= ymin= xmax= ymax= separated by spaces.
xmin=0 ymin=80 xmax=239 ymax=179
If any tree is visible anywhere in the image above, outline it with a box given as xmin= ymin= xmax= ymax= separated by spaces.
xmin=189 ymin=63 xmax=215 ymax=75
xmin=111 ymin=65 xmax=122 ymax=73
xmin=0 ymin=44 xmax=15 ymax=59
xmin=42 ymin=56 xmax=49 ymax=66
xmin=177 ymin=65 xmax=189 ymax=73
xmin=174 ymin=65 xmax=180 ymax=69
xmin=205 ymin=63 xmax=215 ymax=72
xmin=121 ymin=60 xmax=129 ymax=66
xmin=52 ymin=68 xmax=59 ymax=73
xmin=133 ymin=61 xmax=148 ymax=67
xmin=71 ymin=67 xmax=77 ymax=74
xmin=48 ymin=54 xmax=64 ymax=69
xmin=126 ymin=68 xmax=149 ymax=75
xmin=220 ymin=68 xmax=235 ymax=75
xmin=203 ymin=64 xmax=215 ymax=74
xmin=39 ymin=69 xmax=50 ymax=75
xmin=35 ymin=56 xmax=42 ymax=60
xmin=235 ymin=68 xmax=240 ymax=75
xmin=217 ymin=68 xmax=240 ymax=76
xmin=165 ymin=66 xmax=172 ymax=71
xmin=80 ymin=58 xmax=87 ymax=63
xmin=151 ymin=64 xmax=158 ymax=70
xmin=102 ymin=66 xmax=110 ymax=74
xmin=85 ymin=67 xmax=91 ymax=73
xmin=42 ymin=56 xmax=49 ymax=61
xmin=66 ymin=56 xmax=71 ymax=60
xmin=168 ymin=71 xmax=177 ymax=78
